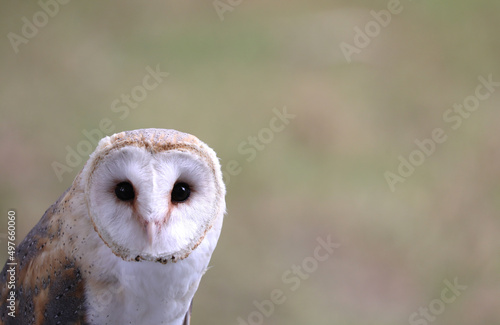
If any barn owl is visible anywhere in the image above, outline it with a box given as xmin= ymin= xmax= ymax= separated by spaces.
xmin=0 ymin=129 xmax=226 ymax=325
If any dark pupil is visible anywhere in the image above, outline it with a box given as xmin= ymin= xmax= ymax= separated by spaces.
xmin=171 ymin=182 xmax=191 ymax=203
xmin=115 ymin=182 xmax=135 ymax=201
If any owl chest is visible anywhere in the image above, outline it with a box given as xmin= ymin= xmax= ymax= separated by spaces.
xmin=84 ymin=258 xmax=202 ymax=325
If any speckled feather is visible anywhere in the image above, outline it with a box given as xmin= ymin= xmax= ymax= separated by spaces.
xmin=0 ymin=187 xmax=88 ymax=324
xmin=0 ymin=129 xmax=226 ymax=325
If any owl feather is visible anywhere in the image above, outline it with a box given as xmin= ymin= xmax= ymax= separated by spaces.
xmin=0 ymin=129 xmax=226 ymax=325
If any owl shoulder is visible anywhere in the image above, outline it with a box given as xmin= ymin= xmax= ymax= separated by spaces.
xmin=0 ymin=186 xmax=88 ymax=324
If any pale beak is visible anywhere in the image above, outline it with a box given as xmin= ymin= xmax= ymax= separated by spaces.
xmin=146 ymin=222 xmax=157 ymax=246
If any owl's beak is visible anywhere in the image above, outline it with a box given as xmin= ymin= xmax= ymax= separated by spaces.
xmin=146 ymin=222 xmax=157 ymax=246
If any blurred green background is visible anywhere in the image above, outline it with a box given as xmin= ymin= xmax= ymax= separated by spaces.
xmin=1 ymin=1 xmax=499 ymax=324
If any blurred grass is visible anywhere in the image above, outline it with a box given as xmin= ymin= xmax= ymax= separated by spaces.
xmin=1 ymin=1 xmax=500 ymax=324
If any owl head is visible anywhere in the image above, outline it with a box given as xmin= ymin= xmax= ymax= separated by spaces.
xmin=79 ymin=129 xmax=226 ymax=263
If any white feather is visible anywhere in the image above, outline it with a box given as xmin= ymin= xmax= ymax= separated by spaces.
xmin=77 ymin=129 xmax=226 ymax=324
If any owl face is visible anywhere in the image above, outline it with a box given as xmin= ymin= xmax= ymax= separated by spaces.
xmin=82 ymin=129 xmax=225 ymax=263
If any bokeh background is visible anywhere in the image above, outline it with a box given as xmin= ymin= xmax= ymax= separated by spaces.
xmin=1 ymin=1 xmax=499 ymax=324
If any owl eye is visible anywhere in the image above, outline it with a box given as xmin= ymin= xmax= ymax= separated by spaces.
xmin=115 ymin=182 xmax=135 ymax=201
xmin=171 ymin=182 xmax=191 ymax=203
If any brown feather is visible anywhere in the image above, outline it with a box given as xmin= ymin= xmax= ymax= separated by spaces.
xmin=0 ymin=188 xmax=88 ymax=325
